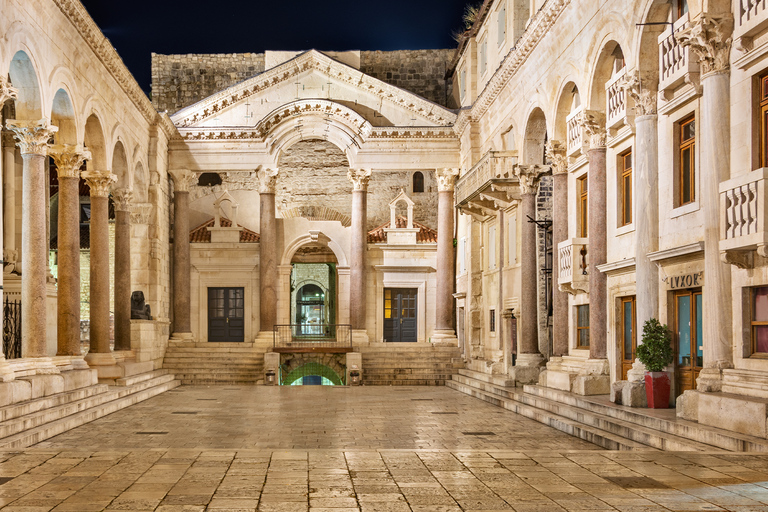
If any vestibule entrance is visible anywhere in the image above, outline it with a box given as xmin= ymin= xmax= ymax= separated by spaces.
xmin=290 ymin=245 xmax=338 ymax=336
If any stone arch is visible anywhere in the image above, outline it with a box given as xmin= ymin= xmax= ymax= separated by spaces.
xmin=553 ymin=79 xmax=582 ymax=143
xmin=281 ymin=232 xmax=348 ymax=267
xmin=522 ymin=107 xmax=548 ymax=165
xmin=587 ymin=39 xmax=628 ymax=111
xmin=633 ymin=0 xmax=672 ymax=86
xmin=112 ymin=140 xmax=130 ymax=188
xmin=8 ymin=50 xmax=42 ymax=120
xmin=280 ymin=354 xmax=346 ymax=385
xmin=50 ymin=88 xmax=77 ymax=145
xmin=84 ymin=113 xmax=108 ymax=171
xmin=133 ymin=160 xmax=148 ymax=203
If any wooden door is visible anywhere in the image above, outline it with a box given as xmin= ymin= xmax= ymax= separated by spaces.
xmin=208 ymin=287 xmax=245 ymax=342
xmin=383 ymin=288 xmax=417 ymax=342
xmin=620 ymin=296 xmax=636 ymax=380
xmin=674 ymin=290 xmax=702 ymax=395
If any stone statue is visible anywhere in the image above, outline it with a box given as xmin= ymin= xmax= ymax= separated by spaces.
xmin=130 ymin=291 xmax=152 ymax=320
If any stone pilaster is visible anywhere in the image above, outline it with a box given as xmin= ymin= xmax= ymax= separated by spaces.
xmin=679 ymin=14 xmax=734 ymax=391
xmin=433 ymin=168 xmax=459 ymax=343
xmin=169 ymin=169 xmax=196 ymax=340
xmin=82 ymin=170 xmax=117 ymax=367
xmin=0 ymin=78 xmax=17 ymax=381
xmin=112 ymin=188 xmax=133 ymax=351
xmin=348 ymin=168 xmax=371 ymax=332
xmin=49 ymin=145 xmax=90 ymax=357
xmin=258 ymin=168 xmax=278 ymax=334
xmin=5 ymin=119 xmax=58 ymax=371
xmin=513 ymin=164 xmax=550 ymax=381
xmin=546 ymin=140 xmax=569 ymax=358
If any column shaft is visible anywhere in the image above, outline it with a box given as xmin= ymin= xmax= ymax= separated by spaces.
xmin=588 ymin=147 xmax=607 ymax=360
xmin=56 ymin=176 xmax=81 ymax=355
xmin=436 ymin=190 xmax=454 ymax=331
xmin=350 ymin=189 xmax=367 ymax=330
xmin=114 ymin=209 xmax=131 ymax=350
xmin=552 ymin=171 xmax=569 ymax=356
xmin=259 ymin=192 xmax=277 ymax=332
xmin=2 ymin=144 xmax=13 ymax=259
xmin=172 ymin=190 xmax=191 ymax=335
xmin=519 ymin=192 xmax=538 ymax=354
xmin=88 ymin=195 xmax=110 ymax=354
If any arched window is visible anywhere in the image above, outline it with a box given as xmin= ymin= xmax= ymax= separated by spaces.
xmin=198 ymin=172 xmax=222 ymax=187
xmin=413 ymin=171 xmax=424 ymax=193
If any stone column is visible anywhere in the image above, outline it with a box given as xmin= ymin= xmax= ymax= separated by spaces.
xmin=546 ymin=141 xmax=569 ymax=357
xmin=348 ymin=169 xmax=371 ymax=332
xmin=169 ymin=170 xmax=196 ymax=339
xmin=82 ymin=170 xmax=116 ymax=366
xmin=112 ymin=188 xmax=133 ymax=351
xmin=434 ymin=168 xmax=459 ymax=342
xmin=0 ymin=78 xmax=16 ymax=381
xmin=2 ymin=131 xmax=16 ymax=273
xmin=513 ymin=164 xmax=549 ymax=382
xmin=258 ymin=168 xmax=278 ymax=334
xmin=5 ymin=119 xmax=57 ymax=365
xmin=679 ymin=15 xmax=735 ymax=391
xmin=49 ymin=145 xmax=90 ymax=357
xmin=622 ymin=72 xmax=660 ymax=381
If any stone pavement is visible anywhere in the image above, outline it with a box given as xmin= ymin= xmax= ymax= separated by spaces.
xmin=1 ymin=387 xmax=768 ymax=511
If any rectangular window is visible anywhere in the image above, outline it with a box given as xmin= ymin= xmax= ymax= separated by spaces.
xmin=619 ymin=149 xmax=632 ymax=227
xmin=576 ymin=305 xmax=589 ymax=348
xmin=459 ymin=237 xmax=467 ymax=274
xmin=753 ymin=287 xmax=768 ymax=354
xmin=480 ymin=39 xmax=487 ymax=76
xmin=508 ymin=213 xmax=517 ymax=265
xmin=760 ymin=73 xmax=768 ymax=168
xmin=679 ymin=115 xmax=695 ymax=206
xmin=490 ymin=309 xmax=496 ymax=333
xmin=497 ymin=3 xmax=506 ymax=47
xmin=578 ymin=174 xmax=588 ymax=237
xmin=676 ymin=0 xmax=688 ymax=19
xmin=488 ymin=225 xmax=496 ymax=269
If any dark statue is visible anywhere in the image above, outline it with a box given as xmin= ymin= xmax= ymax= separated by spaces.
xmin=130 ymin=291 xmax=152 ymax=320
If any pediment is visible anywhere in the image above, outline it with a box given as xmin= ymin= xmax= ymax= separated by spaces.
xmin=170 ymin=50 xmax=456 ymax=130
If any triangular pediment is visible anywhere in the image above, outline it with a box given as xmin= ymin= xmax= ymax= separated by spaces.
xmin=171 ymin=50 xmax=456 ymax=130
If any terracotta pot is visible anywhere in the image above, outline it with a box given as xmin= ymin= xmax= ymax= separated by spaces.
xmin=644 ymin=371 xmax=670 ymax=409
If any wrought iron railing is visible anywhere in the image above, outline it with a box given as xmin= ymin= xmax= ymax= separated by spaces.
xmin=3 ymin=298 xmax=21 ymax=359
xmin=273 ymin=324 xmax=352 ymax=350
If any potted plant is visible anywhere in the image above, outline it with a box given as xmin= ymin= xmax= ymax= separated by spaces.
xmin=635 ymin=318 xmax=674 ymax=409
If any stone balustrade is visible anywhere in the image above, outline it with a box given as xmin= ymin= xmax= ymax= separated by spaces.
xmin=720 ymin=168 xmax=768 ymax=266
xmin=605 ymin=68 xmax=628 ymax=131
xmin=658 ymin=13 xmax=699 ymax=97
xmin=566 ymin=107 xmax=583 ymax=157
xmin=557 ymin=238 xmax=589 ymax=295
xmin=454 ymin=150 xmax=518 ymax=207
xmin=735 ymin=0 xmax=768 ymax=50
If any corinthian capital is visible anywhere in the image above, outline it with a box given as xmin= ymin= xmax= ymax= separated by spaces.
xmin=169 ymin=169 xmax=197 ymax=193
xmin=620 ymin=70 xmax=657 ymax=116
xmin=49 ymin=144 xmax=91 ymax=179
xmin=111 ymin=187 xmax=133 ymax=212
xmin=515 ymin=164 xmax=551 ymax=195
xmin=130 ymin=203 xmax=153 ymax=224
xmin=5 ymin=119 xmax=58 ymax=155
xmin=258 ymin=168 xmax=279 ymax=194
xmin=435 ymin=168 xmax=459 ymax=192
xmin=676 ymin=14 xmax=733 ymax=76
xmin=82 ymin=170 xmax=117 ymax=198
xmin=544 ymin=140 xmax=568 ymax=175
xmin=348 ymin=168 xmax=372 ymax=191
xmin=0 ymin=77 xmax=18 ymax=105
xmin=578 ymin=110 xmax=607 ymax=150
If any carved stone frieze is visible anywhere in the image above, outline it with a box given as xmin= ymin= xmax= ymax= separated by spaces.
xmin=0 ymin=77 xmax=18 ymax=105
xmin=111 ymin=187 xmax=133 ymax=212
xmin=676 ymin=14 xmax=734 ymax=76
xmin=255 ymin=100 xmax=372 ymax=139
xmin=577 ymin=110 xmax=607 ymax=150
xmin=5 ymin=119 xmax=58 ymax=156
xmin=435 ymin=168 xmax=459 ymax=192
xmin=545 ymin=140 xmax=568 ymax=175
xmin=515 ymin=164 xmax=551 ymax=195
xmin=348 ymin=168 xmax=372 ymax=191
xmin=620 ymin=70 xmax=657 ymax=116
xmin=258 ymin=168 xmax=279 ymax=194
xmin=169 ymin=169 xmax=197 ymax=193
xmin=49 ymin=144 xmax=91 ymax=179
xmin=82 ymin=170 xmax=117 ymax=197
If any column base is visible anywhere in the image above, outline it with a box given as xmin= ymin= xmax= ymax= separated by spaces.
xmin=572 ymin=358 xmax=610 ymax=396
xmin=626 ymin=359 xmax=647 ymax=383
xmin=170 ymin=332 xmax=194 ymax=341
xmin=84 ymin=351 xmax=117 ymax=367
xmin=31 ymin=357 xmax=61 ymax=375
xmin=431 ymin=330 xmax=458 ymax=346
xmin=351 ymin=329 xmax=369 ymax=345
xmin=511 ymin=353 xmax=545 ymax=384
xmin=697 ymin=367 xmax=728 ymax=392
xmin=0 ymin=356 xmax=15 ymax=382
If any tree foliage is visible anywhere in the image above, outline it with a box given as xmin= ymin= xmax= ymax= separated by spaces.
xmin=636 ymin=318 xmax=674 ymax=372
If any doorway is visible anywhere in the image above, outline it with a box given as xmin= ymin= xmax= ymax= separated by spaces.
xmin=620 ymin=296 xmax=636 ymax=380
xmin=674 ymin=289 xmax=702 ymax=395
xmin=208 ymin=287 xmax=245 ymax=342
xmin=383 ymin=288 xmax=417 ymax=342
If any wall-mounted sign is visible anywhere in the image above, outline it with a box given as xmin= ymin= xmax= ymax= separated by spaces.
xmin=668 ymin=271 xmax=703 ymax=290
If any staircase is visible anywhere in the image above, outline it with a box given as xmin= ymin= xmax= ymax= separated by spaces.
xmin=0 ymin=369 xmax=178 ymax=449
xmin=448 ymin=369 xmax=768 ymax=452
xmin=162 ymin=341 xmax=265 ymax=384
xmin=359 ymin=344 xmax=463 ymax=385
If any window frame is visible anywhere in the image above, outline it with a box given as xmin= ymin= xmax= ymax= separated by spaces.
xmin=488 ymin=223 xmax=497 ymax=270
xmin=490 ymin=308 xmax=496 ymax=333
xmin=479 ymin=37 xmax=488 ymax=77
xmin=576 ymin=304 xmax=590 ymax=349
xmin=578 ymin=174 xmax=588 ymax=237
xmin=678 ymin=114 xmax=695 ymax=207
xmin=752 ymin=286 xmax=768 ymax=356
xmin=412 ymin=171 xmax=424 ymax=193
xmin=760 ymin=73 xmax=768 ymax=168
xmin=496 ymin=1 xmax=506 ymax=48
xmin=618 ymin=149 xmax=632 ymax=227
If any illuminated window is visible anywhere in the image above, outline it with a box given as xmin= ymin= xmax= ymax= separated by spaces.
xmin=576 ymin=305 xmax=589 ymax=348
xmin=678 ymin=115 xmax=695 ymax=206
xmin=618 ymin=149 xmax=632 ymax=227
xmin=578 ymin=174 xmax=588 ymax=237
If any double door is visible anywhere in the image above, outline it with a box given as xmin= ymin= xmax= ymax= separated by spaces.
xmin=208 ymin=287 xmax=245 ymax=342
xmin=384 ymin=288 xmax=417 ymax=342
xmin=674 ymin=289 xmax=703 ymax=395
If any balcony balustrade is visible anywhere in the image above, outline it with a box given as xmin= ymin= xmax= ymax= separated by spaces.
xmin=558 ymin=238 xmax=589 ymax=295
xmin=735 ymin=0 xmax=768 ymax=51
xmin=720 ymin=168 xmax=768 ymax=268
xmin=455 ymin=151 xmax=518 ymax=214
xmin=658 ymin=13 xmax=699 ymax=98
xmin=566 ymin=106 xmax=584 ymax=157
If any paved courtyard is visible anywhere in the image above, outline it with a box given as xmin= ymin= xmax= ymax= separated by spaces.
xmin=1 ymin=387 xmax=768 ymax=511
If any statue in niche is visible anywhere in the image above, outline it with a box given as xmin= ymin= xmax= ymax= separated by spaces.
xmin=130 ymin=291 xmax=152 ymax=320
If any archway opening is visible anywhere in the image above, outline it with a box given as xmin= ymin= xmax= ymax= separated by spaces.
xmin=282 ymin=362 xmax=344 ymax=386
xmin=290 ymin=245 xmax=338 ymax=337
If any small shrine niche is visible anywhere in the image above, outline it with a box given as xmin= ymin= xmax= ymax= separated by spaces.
xmin=384 ymin=189 xmax=420 ymax=245
xmin=207 ymin=189 xmax=243 ymax=243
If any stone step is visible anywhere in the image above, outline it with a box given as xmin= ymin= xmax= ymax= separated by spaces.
xmin=115 ymin=369 xmax=169 ymax=387
xmin=457 ymin=369 xmax=516 ymax=387
xmin=364 ymin=380 xmax=448 ymax=386
xmin=163 ymin=360 xmax=263 ymax=368
xmin=167 ymin=342 xmax=258 ymax=349
xmin=0 ymin=383 xmax=109 ymax=423
xmin=178 ymin=379 xmax=261 ymax=385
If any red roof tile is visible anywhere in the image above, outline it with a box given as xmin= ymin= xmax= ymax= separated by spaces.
xmin=367 ymin=216 xmax=437 ymax=244
xmin=189 ymin=218 xmax=260 ymax=243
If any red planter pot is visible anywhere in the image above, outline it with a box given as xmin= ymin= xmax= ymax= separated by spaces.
xmin=644 ymin=371 xmax=670 ymax=409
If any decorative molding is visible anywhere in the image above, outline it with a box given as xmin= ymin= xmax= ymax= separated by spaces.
xmin=255 ymin=100 xmax=372 ymax=139
xmin=0 ymin=77 xmax=18 ymax=106
xmin=578 ymin=110 xmax=607 ymax=150
xmin=49 ymin=144 xmax=90 ymax=178
xmin=130 ymin=203 xmax=153 ymax=224
xmin=172 ymin=50 xmax=456 ymax=129
xmin=179 ymin=125 xmax=460 ymax=142
xmin=111 ymin=187 xmax=133 ymax=212
xmin=596 ymin=258 xmax=636 ymax=274
xmin=369 ymin=127 xmax=458 ymax=140
xmin=545 ymin=140 xmax=567 ymax=175
xmin=81 ymin=170 xmax=116 ymax=197
xmin=258 ymin=168 xmax=279 ymax=194
xmin=721 ymin=250 xmax=753 ymax=269
xmin=435 ymin=168 xmax=459 ymax=192
xmin=169 ymin=169 xmax=197 ymax=193
xmin=620 ymin=70 xmax=657 ymax=116
xmin=677 ymin=14 xmax=734 ymax=76
xmin=348 ymin=168 xmax=372 ymax=191
xmin=514 ymin=164 xmax=551 ymax=195
xmin=5 ymin=119 xmax=58 ymax=155
xmin=647 ymin=241 xmax=704 ymax=262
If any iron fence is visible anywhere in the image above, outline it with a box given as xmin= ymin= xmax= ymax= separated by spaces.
xmin=3 ymin=298 xmax=21 ymax=359
xmin=273 ymin=324 xmax=352 ymax=351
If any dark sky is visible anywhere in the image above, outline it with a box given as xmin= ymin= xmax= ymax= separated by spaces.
xmin=80 ymin=0 xmax=470 ymax=95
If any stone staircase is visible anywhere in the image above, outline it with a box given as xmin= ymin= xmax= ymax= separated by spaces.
xmin=359 ymin=344 xmax=463 ymax=385
xmin=162 ymin=341 xmax=265 ymax=384
xmin=0 ymin=368 xmax=178 ymax=449
xmin=448 ymin=369 xmax=768 ymax=452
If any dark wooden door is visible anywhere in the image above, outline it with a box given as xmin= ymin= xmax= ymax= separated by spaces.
xmin=674 ymin=290 xmax=702 ymax=395
xmin=208 ymin=287 xmax=245 ymax=342
xmin=620 ymin=296 xmax=636 ymax=380
xmin=383 ymin=288 xmax=417 ymax=342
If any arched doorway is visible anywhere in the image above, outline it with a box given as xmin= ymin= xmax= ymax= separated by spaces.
xmin=290 ymin=245 xmax=338 ymax=337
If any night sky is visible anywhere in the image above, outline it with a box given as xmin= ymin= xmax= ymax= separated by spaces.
xmin=79 ymin=0 xmax=471 ymax=95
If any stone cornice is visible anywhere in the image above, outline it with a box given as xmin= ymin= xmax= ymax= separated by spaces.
xmin=171 ymin=50 xmax=456 ymax=129
xmin=178 ymin=125 xmax=459 ymax=142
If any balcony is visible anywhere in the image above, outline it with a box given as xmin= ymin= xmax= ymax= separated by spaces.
xmin=455 ymin=151 xmax=519 ymax=216
xmin=735 ymin=0 xmax=768 ymax=51
xmin=658 ymin=13 xmax=700 ymax=99
xmin=566 ymin=106 xmax=584 ymax=157
xmin=558 ymin=238 xmax=589 ymax=295
xmin=720 ymin=168 xmax=768 ymax=268
xmin=605 ymin=68 xmax=631 ymax=133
